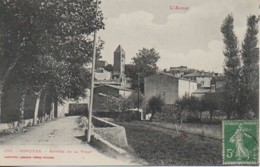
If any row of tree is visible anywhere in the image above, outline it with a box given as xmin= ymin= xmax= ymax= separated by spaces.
xmin=0 ymin=0 xmax=105 ymax=125
xmin=221 ymin=14 xmax=259 ymax=119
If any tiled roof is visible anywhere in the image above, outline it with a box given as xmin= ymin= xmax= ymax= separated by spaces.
xmin=183 ymin=72 xmax=212 ymax=77
xmin=146 ymin=72 xmax=197 ymax=83
xmin=97 ymin=84 xmax=132 ymax=91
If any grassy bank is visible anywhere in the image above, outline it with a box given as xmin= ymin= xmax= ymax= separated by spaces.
xmin=117 ymin=121 xmax=222 ymax=166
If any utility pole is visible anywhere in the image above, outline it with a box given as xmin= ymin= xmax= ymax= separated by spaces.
xmin=87 ymin=0 xmax=98 ymax=143
xmin=137 ymin=73 xmax=140 ymax=112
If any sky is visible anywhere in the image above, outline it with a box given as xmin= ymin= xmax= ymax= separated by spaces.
xmin=98 ymin=0 xmax=258 ymax=73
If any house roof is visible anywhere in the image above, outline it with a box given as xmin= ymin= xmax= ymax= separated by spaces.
xmin=96 ymin=84 xmax=132 ymax=91
xmin=146 ymin=72 xmax=197 ymax=83
xmin=192 ymin=88 xmax=213 ymax=94
xmin=183 ymin=72 xmax=212 ymax=77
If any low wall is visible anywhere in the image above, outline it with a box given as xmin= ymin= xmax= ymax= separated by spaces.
xmin=91 ymin=116 xmax=128 ymax=149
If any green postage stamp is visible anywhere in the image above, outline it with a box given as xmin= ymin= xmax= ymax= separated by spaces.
xmin=223 ymin=120 xmax=259 ymax=165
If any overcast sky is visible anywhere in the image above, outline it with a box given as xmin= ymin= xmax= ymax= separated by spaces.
xmin=98 ymin=0 xmax=258 ymax=73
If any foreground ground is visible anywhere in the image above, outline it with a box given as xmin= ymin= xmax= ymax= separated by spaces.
xmin=117 ymin=121 xmax=222 ymax=166
xmin=0 ymin=116 xmax=138 ymax=166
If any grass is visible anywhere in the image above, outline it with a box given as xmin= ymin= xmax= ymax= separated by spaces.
xmin=117 ymin=121 xmax=222 ymax=166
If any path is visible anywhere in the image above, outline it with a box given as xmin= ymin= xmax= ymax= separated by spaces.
xmin=0 ymin=116 xmax=138 ymax=166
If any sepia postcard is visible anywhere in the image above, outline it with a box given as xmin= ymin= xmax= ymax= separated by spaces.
xmin=0 ymin=0 xmax=259 ymax=166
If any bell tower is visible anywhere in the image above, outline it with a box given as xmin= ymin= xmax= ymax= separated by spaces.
xmin=113 ymin=45 xmax=125 ymax=79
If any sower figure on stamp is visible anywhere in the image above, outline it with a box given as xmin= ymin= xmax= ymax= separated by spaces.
xmin=230 ymin=123 xmax=252 ymax=160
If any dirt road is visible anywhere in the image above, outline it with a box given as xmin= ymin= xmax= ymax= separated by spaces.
xmin=0 ymin=116 xmax=138 ymax=165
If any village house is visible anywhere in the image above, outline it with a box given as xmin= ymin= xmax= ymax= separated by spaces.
xmin=93 ymin=85 xmax=132 ymax=112
xmin=144 ymin=73 xmax=197 ymax=105
xmin=183 ymin=71 xmax=214 ymax=88
xmin=192 ymin=75 xmax=225 ymax=99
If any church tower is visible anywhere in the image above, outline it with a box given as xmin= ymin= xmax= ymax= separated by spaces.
xmin=113 ymin=45 xmax=125 ymax=79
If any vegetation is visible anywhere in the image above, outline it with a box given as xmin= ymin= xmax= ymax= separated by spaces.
xmin=125 ymin=48 xmax=160 ymax=93
xmin=239 ymin=15 xmax=259 ymax=119
xmin=147 ymin=96 xmax=165 ymax=121
xmin=118 ymin=122 xmax=222 ymax=165
xmin=220 ymin=14 xmax=241 ymax=119
xmin=221 ymin=14 xmax=259 ymax=119
xmin=0 ymin=0 xmax=105 ymax=124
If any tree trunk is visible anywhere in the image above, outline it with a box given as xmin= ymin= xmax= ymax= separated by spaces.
xmin=50 ymin=97 xmax=55 ymax=119
xmin=0 ymin=83 xmax=3 ymax=123
xmin=18 ymin=92 xmax=26 ymax=127
xmin=54 ymin=97 xmax=58 ymax=118
xmin=33 ymin=91 xmax=41 ymax=125
xmin=209 ymin=110 xmax=213 ymax=122
xmin=0 ymin=55 xmax=23 ymax=123
xmin=41 ymin=93 xmax=47 ymax=122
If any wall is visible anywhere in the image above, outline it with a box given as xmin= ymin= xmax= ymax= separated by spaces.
xmin=58 ymin=89 xmax=89 ymax=116
xmin=119 ymin=89 xmax=131 ymax=98
xmin=94 ymin=86 xmax=119 ymax=97
xmin=178 ymin=79 xmax=197 ymax=98
xmin=91 ymin=116 xmax=128 ymax=148
xmin=93 ymin=93 xmax=108 ymax=112
xmin=144 ymin=74 xmax=179 ymax=105
xmin=196 ymin=77 xmax=212 ymax=88
xmin=95 ymin=69 xmax=111 ymax=81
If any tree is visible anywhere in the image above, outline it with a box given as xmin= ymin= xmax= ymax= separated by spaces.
xmin=126 ymin=90 xmax=144 ymax=109
xmin=104 ymin=64 xmax=113 ymax=72
xmin=147 ymin=96 xmax=165 ymax=121
xmin=220 ymin=14 xmax=241 ymax=119
xmin=0 ymin=0 xmax=105 ymax=123
xmin=201 ymin=96 xmax=219 ymax=122
xmin=126 ymin=48 xmax=160 ymax=93
xmin=175 ymin=95 xmax=202 ymax=122
xmin=239 ymin=15 xmax=259 ymax=119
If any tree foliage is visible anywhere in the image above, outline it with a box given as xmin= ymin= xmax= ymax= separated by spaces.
xmin=126 ymin=89 xmax=144 ymax=109
xmin=147 ymin=96 xmax=165 ymax=121
xmin=0 ymin=0 xmax=105 ymax=122
xmin=239 ymin=15 xmax=259 ymax=118
xmin=220 ymin=14 xmax=241 ymax=119
xmin=125 ymin=48 xmax=160 ymax=93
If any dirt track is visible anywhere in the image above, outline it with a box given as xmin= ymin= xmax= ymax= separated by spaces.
xmin=0 ymin=116 xmax=138 ymax=166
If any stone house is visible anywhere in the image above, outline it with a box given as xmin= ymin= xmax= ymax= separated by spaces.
xmin=144 ymin=73 xmax=197 ymax=105
xmin=183 ymin=71 xmax=213 ymax=88
xmin=93 ymin=84 xmax=132 ymax=112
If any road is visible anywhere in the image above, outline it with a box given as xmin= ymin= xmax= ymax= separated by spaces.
xmin=0 ymin=116 xmax=137 ymax=166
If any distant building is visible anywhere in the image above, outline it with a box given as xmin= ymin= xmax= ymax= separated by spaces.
xmin=183 ymin=71 xmax=214 ymax=88
xmin=58 ymin=89 xmax=90 ymax=116
xmin=192 ymin=76 xmax=225 ymax=99
xmin=95 ymin=60 xmax=108 ymax=69
xmin=94 ymin=84 xmax=132 ymax=98
xmin=93 ymin=84 xmax=132 ymax=112
xmin=144 ymin=73 xmax=197 ymax=105
xmin=170 ymin=66 xmax=188 ymax=72
xmin=113 ymin=45 xmax=125 ymax=79
xmin=95 ymin=68 xmax=111 ymax=81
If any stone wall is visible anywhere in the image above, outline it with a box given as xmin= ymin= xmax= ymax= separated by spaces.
xmin=92 ymin=116 xmax=128 ymax=148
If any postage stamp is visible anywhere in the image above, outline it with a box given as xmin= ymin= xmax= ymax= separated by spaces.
xmin=223 ymin=120 xmax=259 ymax=165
